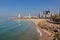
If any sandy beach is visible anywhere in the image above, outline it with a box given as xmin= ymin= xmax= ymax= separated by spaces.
xmin=27 ymin=19 xmax=52 ymax=40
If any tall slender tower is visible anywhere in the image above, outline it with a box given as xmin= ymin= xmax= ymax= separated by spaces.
xmin=18 ymin=13 xmax=20 ymax=18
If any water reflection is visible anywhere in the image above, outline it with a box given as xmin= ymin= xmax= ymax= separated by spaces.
xmin=17 ymin=20 xmax=21 ymax=25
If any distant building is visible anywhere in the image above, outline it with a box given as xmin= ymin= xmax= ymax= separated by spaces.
xmin=31 ymin=16 xmax=38 ymax=19
xmin=42 ymin=9 xmax=52 ymax=18
xmin=23 ymin=13 xmax=31 ymax=19
xmin=18 ymin=13 xmax=21 ymax=18
xmin=47 ymin=12 xmax=52 ymax=18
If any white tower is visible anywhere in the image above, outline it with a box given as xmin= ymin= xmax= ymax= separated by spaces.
xmin=18 ymin=13 xmax=20 ymax=18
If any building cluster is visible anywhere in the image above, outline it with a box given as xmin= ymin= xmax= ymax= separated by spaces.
xmin=17 ymin=10 xmax=60 ymax=19
xmin=11 ymin=9 xmax=60 ymax=21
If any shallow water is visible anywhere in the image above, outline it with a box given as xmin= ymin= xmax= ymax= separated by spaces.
xmin=0 ymin=19 xmax=40 ymax=40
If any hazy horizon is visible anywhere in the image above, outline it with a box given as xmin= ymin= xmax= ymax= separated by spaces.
xmin=0 ymin=0 xmax=60 ymax=18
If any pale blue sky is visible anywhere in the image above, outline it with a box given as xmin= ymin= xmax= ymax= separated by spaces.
xmin=0 ymin=0 xmax=60 ymax=18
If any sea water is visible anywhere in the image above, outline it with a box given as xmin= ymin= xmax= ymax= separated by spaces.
xmin=0 ymin=19 xmax=40 ymax=40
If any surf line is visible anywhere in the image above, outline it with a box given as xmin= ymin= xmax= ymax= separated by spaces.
xmin=36 ymin=27 xmax=42 ymax=36
xmin=31 ymin=21 xmax=42 ymax=36
xmin=36 ymin=27 xmax=42 ymax=40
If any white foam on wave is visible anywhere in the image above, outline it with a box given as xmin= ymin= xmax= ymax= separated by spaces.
xmin=36 ymin=28 xmax=42 ymax=36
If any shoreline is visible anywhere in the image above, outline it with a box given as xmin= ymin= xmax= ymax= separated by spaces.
xmin=30 ymin=19 xmax=51 ymax=40
xmin=32 ymin=21 xmax=42 ymax=40
xmin=11 ymin=19 xmax=51 ymax=40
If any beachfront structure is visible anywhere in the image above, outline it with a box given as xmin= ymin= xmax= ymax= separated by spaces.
xmin=31 ymin=16 xmax=38 ymax=19
xmin=51 ymin=13 xmax=60 ymax=22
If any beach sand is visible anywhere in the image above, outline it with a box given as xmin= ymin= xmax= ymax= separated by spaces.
xmin=29 ymin=19 xmax=52 ymax=40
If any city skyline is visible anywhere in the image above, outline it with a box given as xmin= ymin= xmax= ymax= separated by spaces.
xmin=0 ymin=0 xmax=60 ymax=18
